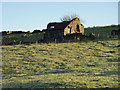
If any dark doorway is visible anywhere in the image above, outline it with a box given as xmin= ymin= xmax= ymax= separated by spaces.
xmin=76 ymin=25 xmax=80 ymax=32
xmin=70 ymin=27 xmax=72 ymax=33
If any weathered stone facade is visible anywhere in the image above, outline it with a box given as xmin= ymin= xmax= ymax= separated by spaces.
xmin=44 ymin=17 xmax=84 ymax=38
xmin=64 ymin=18 xmax=84 ymax=35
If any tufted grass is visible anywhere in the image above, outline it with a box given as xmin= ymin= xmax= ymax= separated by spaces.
xmin=2 ymin=39 xmax=120 ymax=88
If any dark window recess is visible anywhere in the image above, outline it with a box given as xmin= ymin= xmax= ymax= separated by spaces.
xmin=76 ymin=25 xmax=80 ymax=32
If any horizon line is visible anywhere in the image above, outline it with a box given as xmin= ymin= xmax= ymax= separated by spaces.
xmin=1 ymin=24 xmax=118 ymax=32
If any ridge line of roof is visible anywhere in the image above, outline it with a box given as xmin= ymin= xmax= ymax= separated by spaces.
xmin=48 ymin=17 xmax=78 ymax=24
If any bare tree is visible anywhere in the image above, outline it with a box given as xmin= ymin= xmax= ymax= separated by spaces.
xmin=60 ymin=14 xmax=79 ymax=22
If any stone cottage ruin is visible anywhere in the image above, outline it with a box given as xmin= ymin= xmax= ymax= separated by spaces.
xmin=44 ymin=17 xmax=84 ymax=38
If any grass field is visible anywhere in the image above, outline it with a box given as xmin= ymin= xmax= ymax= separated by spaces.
xmin=2 ymin=39 xmax=119 ymax=88
xmin=2 ymin=25 xmax=118 ymax=45
xmin=2 ymin=33 xmax=44 ymax=45
xmin=84 ymin=26 xmax=118 ymax=35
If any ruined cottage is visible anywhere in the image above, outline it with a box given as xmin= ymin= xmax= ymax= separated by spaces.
xmin=44 ymin=17 xmax=84 ymax=38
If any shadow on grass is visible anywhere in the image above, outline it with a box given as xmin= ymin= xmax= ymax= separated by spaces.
xmin=14 ymin=69 xmax=76 ymax=78
xmin=2 ymin=78 xmax=119 ymax=88
xmin=1 ymin=36 xmax=120 ymax=46
xmin=2 ymin=79 xmax=88 ymax=88
xmin=95 ymin=70 xmax=119 ymax=76
xmin=93 ymin=55 xmax=113 ymax=57
xmin=2 ymin=65 xmax=119 ymax=88
xmin=95 ymin=58 xmax=119 ymax=77
xmin=107 ymin=58 xmax=120 ymax=62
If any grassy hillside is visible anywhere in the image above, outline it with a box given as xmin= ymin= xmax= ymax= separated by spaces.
xmin=84 ymin=26 xmax=118 ymax=36
xmin=2 ymin=40 xmax=119 ymax=88
xmin=1 ymin=25 xmax=118 ymax=45
xmin=2 ymin=33 xmax=44 ymax=45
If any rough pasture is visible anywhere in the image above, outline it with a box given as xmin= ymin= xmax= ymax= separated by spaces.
xmin=2 ymin=39 xmax=119 ymax=88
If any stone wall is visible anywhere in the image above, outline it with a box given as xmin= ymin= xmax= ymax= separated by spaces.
xmin=64 ymin=18 xmax=84 ymax=35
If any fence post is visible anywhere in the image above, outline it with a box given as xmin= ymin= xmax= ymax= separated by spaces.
xmin=36 ymin=40 xmax=38 ymax=44
xmin=55 ymin=39 xmax=57 ymax=43
xmin=19 ymin=41 xmax=21 ymax=44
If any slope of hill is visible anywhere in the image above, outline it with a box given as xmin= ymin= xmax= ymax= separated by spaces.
xmin=2 ymin=39 xmax=119 ymax=88
xmin=84 ymin=25 xmax=118 ymax=35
